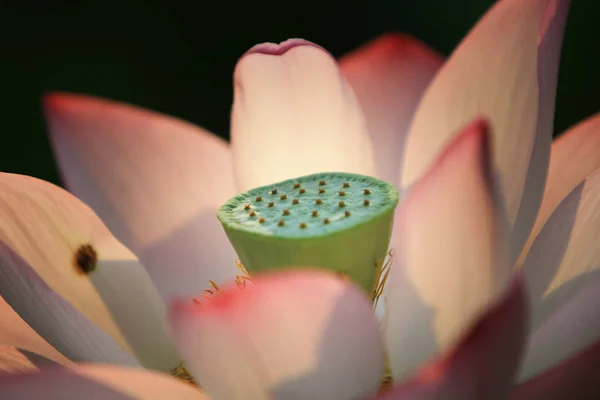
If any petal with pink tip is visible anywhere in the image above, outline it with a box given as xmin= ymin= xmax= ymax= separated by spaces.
xmin=367 ymin=279 xmax=526 ymax=400
xmin=0 ymin=295 xmax=71 ymax=366
xmin=400 ymin=0 xmax=571 ymax=261
xmin=519 ymin=263 xmax=600 ymax=381
xmin=0 ymin=174 xmax=180 ymax=370
xmin=386 ymin=119 xmax=511 ymax=381
xmin=169 ymin=269 xmax=384 ymax=400
xmin=340 ymin=34 xmax=443 ymax=184
xmin=520 ymin=167 xmax=600 ymax=338
xmin=0 ymin=364 xmax=209 ymax=399
xmin=517 ymin=112 xmax=600 ymax=266
xmin=45 ymin=93 xmax=238 ymax=300
xmin=231 ymin=40 xmax=377 ymax=191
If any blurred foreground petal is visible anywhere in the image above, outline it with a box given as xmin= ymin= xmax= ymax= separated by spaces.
xmin=0 ymin=364 xmax=209 ymax=399
xmin=170 ymin=269 xmax=384 ymax=400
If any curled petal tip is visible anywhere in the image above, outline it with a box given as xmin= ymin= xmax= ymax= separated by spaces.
xmin=243 ymin=38 xmax=323 ymax=57
xmin=42 ymin=91 xmax=71 ymax=112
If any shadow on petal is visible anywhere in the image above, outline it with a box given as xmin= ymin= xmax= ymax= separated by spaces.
xmin=521 ymin=181 xmax=582 ymax=329
xmin=137 ymin=209 xmax=238 ymax=300
xmin=512 ymin=338 xmax=600 ymax=400
xmin=0 ymin=242 xmax=139 ymax=366
xmin=270 ymin=281 xmax=384 ymax=399
xmin=369 ymin=278 xmax=527 ymax=400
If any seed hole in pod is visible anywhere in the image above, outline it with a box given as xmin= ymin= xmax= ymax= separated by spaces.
xmin=316 ymin=199 xmax=322 ymax=205
xmin=244 ymin=204 xmax=251 ymax=210
xmin=339 ymin=191 xmax=346 ymax=196
xmin=283 ymin=209 xmax=290 ymax=216
xmin=268 ymin=202 xmax=274 ymax=207
xmin=364 ymin=189 xmax=371 ymax=195
xmin=364 ymin=200 xmax=370 ymax=206
xmin=319 ymin=188 xmax=325 ymax=194
xmin=299 ymin=222 xmax=307 ymax=229
xmin=323 ymin=218 xmax=330 ymax=224
xmin=270 ymin=189 xmax=278 ymax=195
xmin=299 ymin=188 xmax=306 ymax=194
xmin=259 ymin=217 xmax=265 ymax=223
xmin=249 ymin=211 xmax=256 ymax=217
xmin=293 ymin=199 xmax=299 ymax=205
xmin=278 ymin=220 xmax=285 ymax=226
xmin=343 ymin=182 xmax=350 ymax=188
xmin=280 ymin=194 xmax=287 ymax=200
xmin=293 ymin=183 xmax=301 ymax=189
xmin=319 ymin=180 xmax=326 ymax=186
xmin=345 ymin=210 xmax=351 ymax=217
xmin=338 ymin=201 xmax=345 ymax=207
xmin=256 ymin=196 xmax=263 ymax=202
xmin=312 ymin=210 xmax=318 ymax=217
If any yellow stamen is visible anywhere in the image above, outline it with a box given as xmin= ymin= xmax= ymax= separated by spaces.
xmin=371 ymin=249 xmax=393 ymax=309
xmin=170 ymin=362 xmax=198 ymax=387
xmin=370 ymin=249 xmax=395 ymax=391
xmin=378 ymin=354 xmax=394 ymax=394
xmin=197 ymin=260 xmax=253 ymax=303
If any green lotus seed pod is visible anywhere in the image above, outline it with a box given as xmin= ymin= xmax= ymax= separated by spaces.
xmin=217 ymin=172 xmax=399 ymax=295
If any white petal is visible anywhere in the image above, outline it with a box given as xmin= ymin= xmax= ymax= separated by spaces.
xmin=340 ymin=34 xmax=443 ymax=184
xmin=521 ymin=167 xmax=600 ymax=337
xmin=169 ymin=269 xmax=384 ymax=400
xmin=517 ymin=112 xmax=600 ymax=266
xmin=45 ymin=93 xmax=238 ymax=299
xmin=519 ymin=273 xmax=600 ymax=382
xmin=0 ymin=364 xmax=210 ymax=399
xmin=400 ymin=0 xmax=571 ymax=262
xmin=231 ymin=39 xmax=377 ymax=191
xmin=0 ymin=295 xmax=71 ymax=366
xmin=386 ymin=119 xmax=511 ymax=381
xmin=0 ymin=173 xmax=179 ymax=370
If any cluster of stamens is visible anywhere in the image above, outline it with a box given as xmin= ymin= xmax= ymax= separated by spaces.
xmin=195 ymin=260 xmax=252 ymax=303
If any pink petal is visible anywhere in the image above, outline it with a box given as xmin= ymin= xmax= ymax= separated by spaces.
xmin=231 ymin=40 xmax=377 ymax=191
xmin=340 ymin=34 xmax=443 ymax=184
xmin=0 ymin=174 xmax=179 ymax=370
xmin=400 ymin=0 xmax=571 ymax=262
xmin=386 ymin=119 xmax=511 ymax=380
xmin=517 ymin=112 xmax=600 ymax=265
xmin=0 ymin=295 xmax=71 ymax=366
xmin=366 ymin=279 xmax=526 ymax=400
xmin=0 ymin=364 xmax=209 ymax=399
xmin=169 ymin=269 xmax=384 ymax=400
xmin=45 ymin=93 xmax=238 ymax=300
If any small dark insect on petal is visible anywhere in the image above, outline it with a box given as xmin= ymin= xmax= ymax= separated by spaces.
xmin=73 ymin=243 xmax=97 ymax=274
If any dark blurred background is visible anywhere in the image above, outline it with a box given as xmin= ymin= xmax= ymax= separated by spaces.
xmin=0 ymin=0 xmax=598 ymax=186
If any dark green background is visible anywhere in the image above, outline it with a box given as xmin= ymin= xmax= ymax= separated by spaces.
xmin=1 ymin=0 xmax=598 ymax=186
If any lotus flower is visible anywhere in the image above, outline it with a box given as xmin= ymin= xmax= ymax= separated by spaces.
xmin=0 ymin=0 xmax=598 ymax=398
